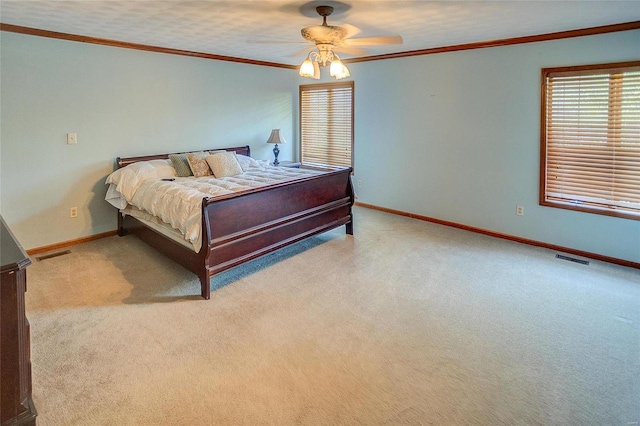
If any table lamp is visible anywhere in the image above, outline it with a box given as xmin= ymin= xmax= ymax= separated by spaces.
xmin=266 ymin=129 xmax=286 ymax=166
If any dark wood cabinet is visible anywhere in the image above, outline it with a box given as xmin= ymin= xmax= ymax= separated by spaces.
xmin=1 ymin=216 xmax=37 ymax=425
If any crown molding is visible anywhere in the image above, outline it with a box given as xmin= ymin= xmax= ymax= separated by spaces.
xmin=0 ymin=23 xmax=297 ymax=70
xmin=345 ymin=21 xmax=640 ymax=64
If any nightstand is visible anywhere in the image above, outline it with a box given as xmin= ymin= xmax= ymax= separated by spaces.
xmin=273 ymin=161 xmax=301 ymax=168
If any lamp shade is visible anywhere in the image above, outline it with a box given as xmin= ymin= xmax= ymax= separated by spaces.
xmin=266 ymin=129 xmax=286 ymax=144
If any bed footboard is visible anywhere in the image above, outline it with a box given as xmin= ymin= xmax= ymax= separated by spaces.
xmin=198 ymin=166 xmax=354 ymax=299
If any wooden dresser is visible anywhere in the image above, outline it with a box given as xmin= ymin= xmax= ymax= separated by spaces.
xmin=1 ymin=216 xmax=37 ymax=425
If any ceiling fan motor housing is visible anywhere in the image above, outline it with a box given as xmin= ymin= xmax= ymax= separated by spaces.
xmin=301 ymin=25 xmax=348 ymax=45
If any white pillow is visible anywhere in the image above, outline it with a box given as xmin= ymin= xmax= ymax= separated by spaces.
xmin=206 ymin=152 xmax=244 ymax=178
xmin=105 ymin=159 xmax=176 ymax=202
xmin=150 ymin=159 xmax=178 ymax=178
xmin=235 ymin=154 xmax=261 ymax=171
xmin=107 ymin=159 xmax=175 ymax=184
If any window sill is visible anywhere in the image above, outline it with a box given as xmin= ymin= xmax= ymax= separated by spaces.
xmin=540 ymin=199 xmax=640 ymax=221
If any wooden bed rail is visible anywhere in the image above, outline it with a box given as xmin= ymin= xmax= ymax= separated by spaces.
xmin=116 ymin=145 xmax=250 ymax=169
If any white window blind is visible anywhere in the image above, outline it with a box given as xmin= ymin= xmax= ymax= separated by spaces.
xmin=300 ymin=82 xmax=354 ymax=168
xmin=541 ymin=62 xmax=640 ymax=219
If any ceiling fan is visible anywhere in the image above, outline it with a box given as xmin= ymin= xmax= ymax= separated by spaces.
xmin=297 ymin=5 xmax=403 ymax=79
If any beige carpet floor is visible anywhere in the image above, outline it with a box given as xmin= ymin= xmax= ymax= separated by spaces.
xmin=25 ymin=206 xmax=640 ymax=425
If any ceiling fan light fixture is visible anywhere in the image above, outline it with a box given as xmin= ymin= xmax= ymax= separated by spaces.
xmin=300 ymin=48 xmax=349 ymax=80
xmin=295 ymin=4 xmax=402 ymax=81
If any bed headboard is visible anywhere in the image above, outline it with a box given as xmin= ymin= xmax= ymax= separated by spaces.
xmin=116 ymin=145 xmax=251 ymax=169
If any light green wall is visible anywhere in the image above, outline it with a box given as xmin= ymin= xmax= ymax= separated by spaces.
xmin=350 ymin=29 xmax=640 ymax=263
xmin=1 ymin=32 xmax=299 ymax=249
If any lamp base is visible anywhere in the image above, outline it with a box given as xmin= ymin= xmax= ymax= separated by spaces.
xmin=272 ymin=144 xmax=280 ymax=166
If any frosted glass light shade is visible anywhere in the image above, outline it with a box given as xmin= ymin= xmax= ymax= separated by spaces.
xmin=335 ymin=64 xmax=350 ymax=79
xmin=299 ymin=59 xmax=315 ymax=78
xmin=329 ymin=58 xmax=343 ymax=77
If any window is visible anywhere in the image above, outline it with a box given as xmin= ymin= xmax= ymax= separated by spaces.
xmin=540 ymin=61 xmax=640 ymax=220
xmin=300 ymin=81 xmax=354 ymax=169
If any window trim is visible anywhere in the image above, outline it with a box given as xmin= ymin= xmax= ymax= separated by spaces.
xmin=539 ymin=60 xmax=640 ymax=221
xmin=299 ymin=81 xmax=354 ymax=170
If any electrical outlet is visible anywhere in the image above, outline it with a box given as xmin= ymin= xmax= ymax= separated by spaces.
xmin=70 ymin=207 xmax=78 ymax=218
xmin=67 ymin=133 xmax=77 ymax=144
xmin=357 ymin=180 xmax=362 ymax=187
xmin=516 ymin=205 xmax=524 ymax=216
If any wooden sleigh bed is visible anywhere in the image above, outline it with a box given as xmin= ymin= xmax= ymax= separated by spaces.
xmin=115 ymin=145 xmax=354 ymax=299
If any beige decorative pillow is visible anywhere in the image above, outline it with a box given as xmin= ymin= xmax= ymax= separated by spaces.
xmin=206 ymin=152 xmax=243 ymax=178
xmin=185 ymin=152 xmax=213 ymax=177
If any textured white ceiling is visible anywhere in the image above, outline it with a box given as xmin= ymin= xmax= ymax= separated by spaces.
xmin=1 ymin=1 xmax=639 ymax=65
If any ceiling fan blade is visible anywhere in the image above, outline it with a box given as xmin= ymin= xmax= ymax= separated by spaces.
xmin=343 ymin=35 xmax=403 ymax=46
xmin=288 ymin=46 xmax=315 ymax=58
xmin=340 ymin=23 xmax=361 ymax=39
xmin=333 ymin=45 xmax=369 ymax=57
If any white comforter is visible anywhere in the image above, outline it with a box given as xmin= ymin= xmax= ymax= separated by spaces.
xmin=107 ymin=166 xmax=323 ymax=251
